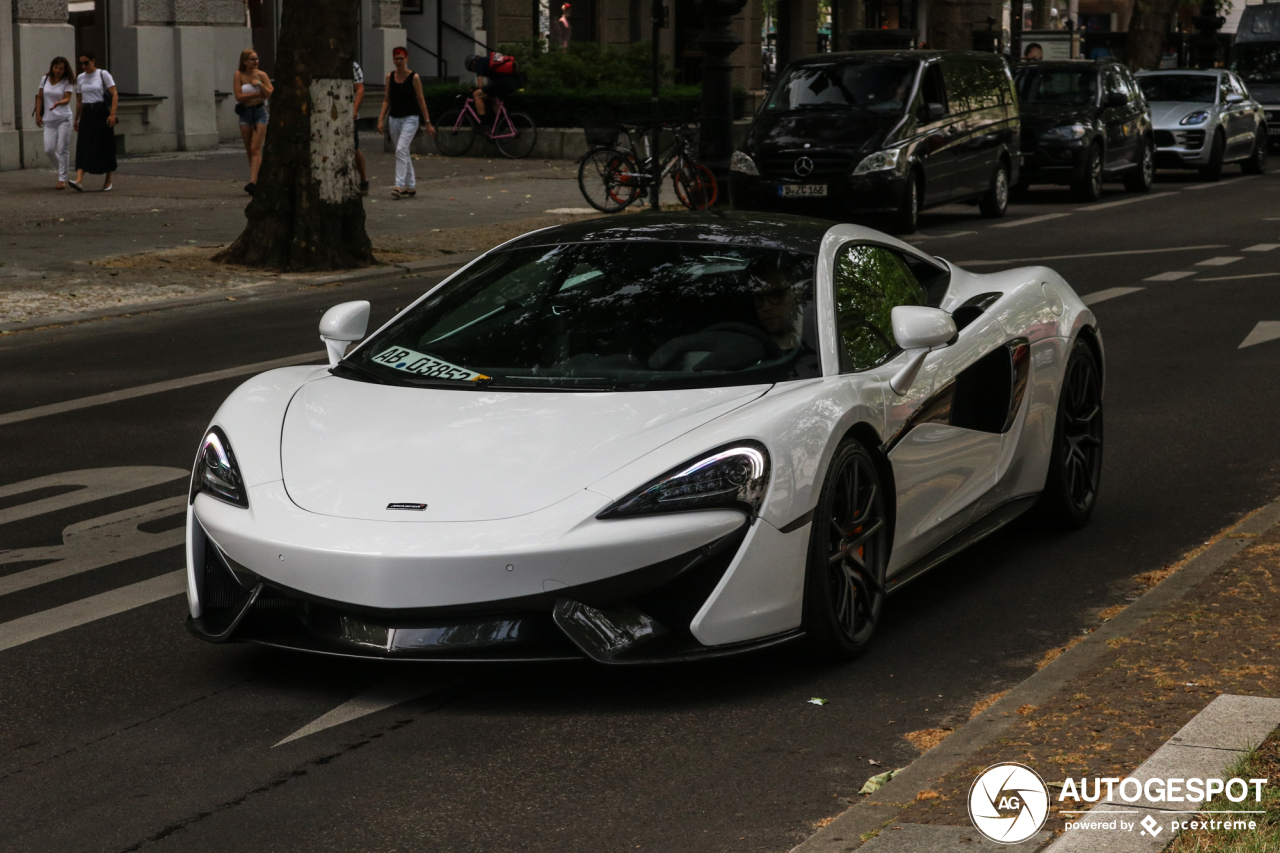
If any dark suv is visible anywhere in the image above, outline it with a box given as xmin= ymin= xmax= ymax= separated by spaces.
xmin=728 ymin=50 xmax=1020 ymax=233
xmin=1013 ymin=60 xmax=1154 ymax=201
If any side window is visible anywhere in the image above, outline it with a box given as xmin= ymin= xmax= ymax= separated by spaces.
xmin=918 ymin=63 xmax=947 ymax=120
xmin=941 ymin=55 xmax=978 ymax=114
xmin=833 ymin=244 xmax=929 ymax=372
xmin=1120 ymin=69 xmax=1143 ymax=104
xmin=1219 ymin=75 xmax=1233 ymax=103
xmin=1103 ymin=69 xmax=1123 ymax=98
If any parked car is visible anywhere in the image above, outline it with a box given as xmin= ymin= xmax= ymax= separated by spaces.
xmin=1232 ymin=4 xmax=1280 ymax=151
xmin=185 ymin=212 xmax=1103 ymax=664
xmin=1134 ymin=69 xmax=1268 ymax=180
xmin=729 ymin=51 xmax=1021 ymax=233
xmin=1013 ymin=59 xmax=1154 ymax=201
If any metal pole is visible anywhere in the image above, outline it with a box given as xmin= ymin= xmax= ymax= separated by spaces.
xmin=437 ymin=0 xmax=445 ymax=78
xmin=651 ymin=0 xmax=662 ymax=210
xmin=1010 ymin=0 xmax=1023 ymax=63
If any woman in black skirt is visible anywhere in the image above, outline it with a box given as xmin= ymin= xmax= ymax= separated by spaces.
xmin=69 ymin=52 xmax=118 ymax=192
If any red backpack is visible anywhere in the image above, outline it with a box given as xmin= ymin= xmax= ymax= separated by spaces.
xmin=488 ymin=52 xmax=518 ymax=76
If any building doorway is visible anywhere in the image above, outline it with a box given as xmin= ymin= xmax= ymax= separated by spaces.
xmin=70 ymin=0 xmax=108 ymax=67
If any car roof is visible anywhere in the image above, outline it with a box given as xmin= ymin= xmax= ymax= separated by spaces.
xmin=497 ymin=211 xmax=838 ymax=255
xmin=790 ymin=50 xmax=999 ymax=65
xmin=1135 ymin=68 xmax=1226 ymax=77
xmin=1016 ymin=59 xmax=1115 ymax=70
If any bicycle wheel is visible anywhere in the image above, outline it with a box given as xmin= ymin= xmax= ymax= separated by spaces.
xmin=673 ymin=160 xmax=718 ymax=210
xmin=434 ymin=110 xmax=475 ymax=157
xmin=577 ymin=147 xmax=643 ymax=213
xmin=494 ymin=112 xmax=538 ymax=159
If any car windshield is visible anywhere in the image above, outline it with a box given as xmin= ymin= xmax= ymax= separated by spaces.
xmin=1014 ymin=68 xmax=1098 ymax=105
xmin=342 ymin=242 xmax=822 ymax=392
xmin=1233 ymin=43 xmax=1280 ymax=83
xmin=765 ymin=61 xmax=918 ymax=113
xmin=1137 ymin=75 xmax=1217 ymax=103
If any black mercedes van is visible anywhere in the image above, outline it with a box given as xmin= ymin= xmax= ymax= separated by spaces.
xmin=729 ymin=50 xmax=1020 ymax=233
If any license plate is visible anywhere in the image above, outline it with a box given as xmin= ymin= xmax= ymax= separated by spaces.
xmin=1269 ymin=126 xmax=1280 ymax=135
xmin=778 ymin=184 xmax=828 ymax=198
xmin=371 ymin=346 xmax=490 ymax=382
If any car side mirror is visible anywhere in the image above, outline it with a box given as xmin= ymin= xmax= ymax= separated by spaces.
xmin=1106 ymin=92 xmax=1129 ymax=107
xmin=889 ymin=306 xmax=957 ymax=395
xmin=319 ymin=300 xmax=371 ymax=365
xmin=927 ymin=102 xmax=945 ymax=120
xmin=1225 ymin=92 xmax=1245 ymax=104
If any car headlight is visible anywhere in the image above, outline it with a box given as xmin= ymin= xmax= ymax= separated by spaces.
xmin=190 ymin=426 xmax=248 ymax=508
xmin=1180 ymin=110 xmax=1210 ymax=126
xmin=730 ymin=150 xmax=759 ymax=176
xmin=853 ymin=147 xmax=905 ymax=175
xmin=598 ymin=442 xmax=770 ymax=520
xmin=1042 ymin=123 xmax=1088 ymax=140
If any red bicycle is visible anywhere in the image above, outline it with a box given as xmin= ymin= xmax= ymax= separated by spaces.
xmin=435 ymin=94 xmax=538 ymax=159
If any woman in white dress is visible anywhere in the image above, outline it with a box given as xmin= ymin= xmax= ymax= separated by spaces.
xmin=70 ymin=52 xmax=118 ymax=192
xmin=34 ymin=56 xmax=74 ymax=189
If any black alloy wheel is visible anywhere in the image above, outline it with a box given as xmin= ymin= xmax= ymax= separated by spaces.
xmin=892 ymin=171 xmax=921 ymax=234
xmin=1242 ymin=130 xmax=1269 ymax=174
xmin=1200 ymin=130 xmax=1225 ymax=181
xmin=979 ymin=160 xmax=1009 ymax=218
xmin=1123 ymin=139 xmax=1154 ymax=192
xmin=1038 ymin=339 xmax=1104 ymax=529
xmin=803 ymin=439 xmax=890 ymax=660
xmin=1071 ymin=144 xmax=1104 ymax=202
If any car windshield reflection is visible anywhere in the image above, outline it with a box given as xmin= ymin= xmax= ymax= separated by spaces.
xmin=765 ymin=61 xmax=918 ymax=114
xmin=1138 ymin=75 xmax=1218 ymax=103
xmin=344 ymin=241 xmax=822 ymax=391
xmin=1015 ymin=69 xmax=1099 ymax=105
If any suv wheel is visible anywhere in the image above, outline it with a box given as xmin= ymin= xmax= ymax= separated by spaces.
xmin=1123 ymin=139 xmax=1154 ymax=192
xmin=1200 ymin=130 xmax=1225 ymax=181
xmin=1242 ymin=129 xmax=1268 ymax=174
xmin=978 ymin=161 xmax=1009 ymax=218
xmin=1071 ymin=144 xmax=1103 ymax=202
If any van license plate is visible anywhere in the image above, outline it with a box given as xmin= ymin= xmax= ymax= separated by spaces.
xmin=779 ymin=184 xmax=827 ymax=198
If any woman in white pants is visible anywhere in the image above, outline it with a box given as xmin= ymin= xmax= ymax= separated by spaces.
xmin=34 ymin=57 xmax=74 ymax=189
xmin=376 ymin=47 xmax=434 ymax=199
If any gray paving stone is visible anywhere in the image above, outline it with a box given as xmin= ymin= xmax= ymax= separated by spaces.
xmin=858 ymin=823 xmax=1054 ymax=852
xmin=1166 ymin=694 xmax=1280 ymax=751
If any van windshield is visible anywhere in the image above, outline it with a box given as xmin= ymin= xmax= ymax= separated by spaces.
xmin=1015 ymin=68 xmax=1098 ymax=105
xmin=1137 ymin=75 xmax=1217 ymax=103
xmin=765 ymin=61 xmax=918 ymax=113
xmin=1233 ymin=44 xmax=1280 ymax=83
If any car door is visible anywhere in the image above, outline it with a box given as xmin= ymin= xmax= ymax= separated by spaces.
xmin=828 ymin=242 xmax=1004 ymax=575
xmin=915 ymin=61 xmax=957 ymax=205
xmin=941 ymin=54 xmax=981 ymax=198
xmin=1118 ymin=67 xmax=1149 ymax=165
xmin=1224 ymin=73 xmax=1257 ymax=157
xmin=1100 ymin=67 xmax=1136 ymax=169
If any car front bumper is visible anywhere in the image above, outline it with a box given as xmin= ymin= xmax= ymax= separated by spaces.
xmin=729 ymin=170 xmax=909 ymax=215
xmin=1152 ymin=126 xmax=1211 ymax=168
xmin=1019 ymin=140 xmax=1088 ymax=184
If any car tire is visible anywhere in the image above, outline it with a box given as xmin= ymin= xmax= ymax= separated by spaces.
xmin=978 ymin=160 xmax=1010 ymax=218
xmin=891 ymin=170 xmax=921 ymax=234
xmin=1200 ymin=130 xmax=1225 ymax=182
xmin=1242 ymin=129 xmax=1268 ymax=174
xmin=1036 ymin=338 xmax=1104 ymax=530
xmin=1123 ymin=138 xmax=1154 ymax=193
xmin=802 ymin=438 xmax=890 ymax=662
xmin=1071 ymin=144 xmax=1103 ymax=202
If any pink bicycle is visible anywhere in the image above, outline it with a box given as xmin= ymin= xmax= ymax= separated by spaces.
xmin=435 ymin=94 xmax=538 ymax=159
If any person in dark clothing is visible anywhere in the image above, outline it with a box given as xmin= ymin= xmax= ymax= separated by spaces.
xmin=376 ymin=47 xmax=434 ymax=199
xmin=464 ymin=52 xmax=521 ymax=130
xmin=70 ymin=52 xmax=117 ymax=192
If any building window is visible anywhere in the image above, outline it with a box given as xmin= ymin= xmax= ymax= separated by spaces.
xmin=402 ymin=0 xmax=425 ymax=13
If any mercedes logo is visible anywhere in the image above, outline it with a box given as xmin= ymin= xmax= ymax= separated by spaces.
xmin=794 ymin=156 xmax=814 ymax=177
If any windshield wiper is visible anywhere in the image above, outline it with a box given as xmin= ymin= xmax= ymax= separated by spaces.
xmin=332 ymin=361 xmax=398 ymax=385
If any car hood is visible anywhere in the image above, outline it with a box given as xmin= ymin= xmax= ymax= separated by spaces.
xmin=279 ymin=377 xmax=769 ymax=522
xmin=1019 ymin=103 xmax=1096 ymax=136
xmin=749 ymin=110 xmax=898 ymax=155
xmin=1149 ymin=101 xmax=1215 ymax=128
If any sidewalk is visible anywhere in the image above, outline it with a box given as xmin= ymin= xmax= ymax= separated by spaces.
xmin=0 ymin=139 xmax=592 ymax=328
xmin=795 ymin=497 xmax=1280 ymax=851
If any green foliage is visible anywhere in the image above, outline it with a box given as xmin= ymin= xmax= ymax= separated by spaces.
xmin=423 ymin=83 xmax=747 ymax=129
xmin=497 ymin=39 xmax=671 ymax=90
xmin=833 ymin=246 xmax=927 ymax=370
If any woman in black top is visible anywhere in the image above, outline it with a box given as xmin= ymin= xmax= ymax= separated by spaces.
xmin=376 ymin=47 xmax=434 ymax=199
xmin=70 ymin=52 xmax=118 ymax=192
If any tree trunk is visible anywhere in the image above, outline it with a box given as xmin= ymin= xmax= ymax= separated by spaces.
xmin=1124 ymin=0 xmax=1180 ymax=70
xmin=928 ymin=0 xmax=969 ymax=52
xmin=215 ymin=0 xmax=373 ymax=271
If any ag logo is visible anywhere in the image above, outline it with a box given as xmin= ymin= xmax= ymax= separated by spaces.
xmin=794 ymin=156 xmax=814 ymax=177
xmin=967 ymin=762 xmax=1050 ymax=844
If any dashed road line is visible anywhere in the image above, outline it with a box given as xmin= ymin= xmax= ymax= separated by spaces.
xmin=1075 ymin=191 xmax=1177 ymax=212
xmin=1183 ymin=176 xmax=1258 ymax=190
xmin=991 ymin=213 xmax=1072 ymax=229
xmin=956 ymin=245 xmax=1228 ymax=267
xmin=274 ymin=678 xmax=454 ymax=748
xmin=1243 ymin=244 xmax=1280 ymax=252
xmin=1195 ymin=256 xmax=1244 ymax=266
xmin=1199 ymin=271 xmax=1280 ymax=282
xmin=0 ymin=351 xmax=325 ymax=429
xmin=1145 ymin=271 xmax=1196 ymax=281
xmin=1082 ymin=287 xmax=1145 ymax=306
xmin=1239 ymin=321 xmax=1280 ymax=349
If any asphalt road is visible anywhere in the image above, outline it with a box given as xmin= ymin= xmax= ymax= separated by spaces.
xmin=1 ymin=169 xmax=1279 ymax=853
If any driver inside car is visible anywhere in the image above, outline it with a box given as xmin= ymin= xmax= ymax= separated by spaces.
xmin=751 ymin=265 xmax=806 ymax=351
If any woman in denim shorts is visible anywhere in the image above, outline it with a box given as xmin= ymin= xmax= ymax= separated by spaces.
xmin=234 ymin=48 xmax=273 ymax=195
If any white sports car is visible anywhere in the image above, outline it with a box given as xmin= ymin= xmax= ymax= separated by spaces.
xmin=186 ymin=212 xmax=1104 ymax=663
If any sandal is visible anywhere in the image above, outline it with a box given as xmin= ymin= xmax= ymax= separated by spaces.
xmin=68 ymin=180 xmax=83 ymax=192
xmin=391 ymin=188 xmax=404 ymax=199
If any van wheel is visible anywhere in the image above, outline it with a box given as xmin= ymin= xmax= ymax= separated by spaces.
xmin=1071 ymin=144 xmax=1103 ymax=202
xmin=979 ymin=161 xmax=1009 ymax=218
xmin=892 ymin=171 xmax=921 ymax=234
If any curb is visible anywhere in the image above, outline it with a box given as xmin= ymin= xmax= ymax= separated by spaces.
xmin=0 ymin=252 xmax=480 ymax=336
xmin=791 ymin=494 xmax=1280 ymax=853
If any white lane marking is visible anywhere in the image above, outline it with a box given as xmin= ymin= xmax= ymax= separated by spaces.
xmin=273 ymin=678 xmax=448 ymax=747
xmin=1198 ymin=271 xmax=1280 ymax=282
xmin=1243 ymin=244 xmax=1280 ymax=252
xmin=1195 ymin=256 xmax=1244 ymax=266
xmin=1075 ymin=191 xmax=1178 ymax=212
xmin=0 ymin=467 xmax=187 ymax=527
xmin=543 ymin=207 xmax=598 ymax=215
xmin=0 ymin=352 xmax=325 ymax=429
xmin=0 ymin=570 xmax=184 ymax=653
xmin=1145 ymin=271 xmax=1196 ymax=281
xmin=1239 ymin=321 xmax=1280 ymax=349
xmin=991 ymin=213 xmax=1072 ymax=229
xmin=1183 ymin=176 xmax=1257 ymax=190
xmin=0 ymin=496 xmax=185 ymax=597
xmin=955 ymin=244 xmax=1228 ymax=267
xmin=1082 ymin=287 xmax=1145 ymax=306
xmin=906 ymin=230 xmax=978 ymax=242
